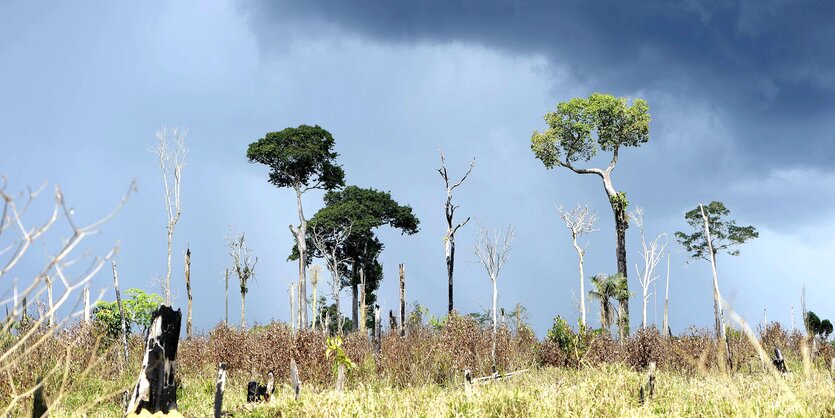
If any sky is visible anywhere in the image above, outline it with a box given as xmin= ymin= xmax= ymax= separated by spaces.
xmin=1 ymin=0 xmax=834 ymax=337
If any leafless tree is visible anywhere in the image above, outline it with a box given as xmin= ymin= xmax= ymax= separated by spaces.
xmin=153 ymin=127 xmax=187 ymax=305
xmin=631 ymin=207 xmax=668 ymax=329
xmin=473 ymin=223 xmax=514 ymax=368
xmin=558 ymin=204 xmax=598 ymax=326
xmin=185 ymin=246 xmax=192 ymax=338
xmin=288 ymin=281 xmax=296 ymax=333
xmin=663 ymin=251 xmax=671 ymax=336
xmin=0 ymin=177 xmax=134 ymax=416
xmin=438 ymin=152 xmax=475 ymax=314
xmin=227 ymin=232 xmax=257 ymax=331
xmin=310 ymin=223 xmax=352 ymax=334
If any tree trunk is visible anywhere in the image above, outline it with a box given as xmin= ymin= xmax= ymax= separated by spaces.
xmin=446 ymin=236 xmax=455 ymax=314
xmin=399 ymin=263 xmax=406 ymax=337
xmin=224 ymin=269 xmax=229 ymax=327
xmin=112 ymin=261 xmax=129 ymax=364
xmin=165 ymin=227 xmax=173 ymax=305
xmin=294 ymin=187 xmax=308 ymax=329
xmin=213 ymin=363 xmax=227 ymax=418
xmin=359 ymin=269 xmax=367 ymax=334
xmin=700 ymin=204 xmax=724 ymax=340
xmin=491 ymin=276 xmax=498 ymax=369
xmin=240 ymin=291 xmax=246 ymax=331
xmin=311 ymin=269 xmax=318 ymax=331
xmin=84 ymin=287 xmax=90 ymax=323
xmin=572 ymin=238 xmax=586 ymax=327
xmin=351 ymin=281 xmax=358 ymax=331
xmin=126 ymin=305 xmax=182 ymax=415
xmin=603 ymin=174 xmax=629 ymax=336
xmin=185 ymin=247 xmax=192 ymax=339
xmin=663 ymin=252 xmax=670 ymax=337
xmin=45 ymin=275 xmax=53 ymax=327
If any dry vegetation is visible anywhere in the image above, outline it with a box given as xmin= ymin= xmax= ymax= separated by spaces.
xmin=2 ymin=314 xmax=834 ymax=416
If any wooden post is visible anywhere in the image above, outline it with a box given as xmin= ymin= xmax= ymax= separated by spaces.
xmin=126 ymin=305 xmax=182 ymax=415
xmin=389 ymin=310 xmax=397 ymax=333
xmin=213 ymin=363 xmax=227 ymax=418
xmin=185 ymin=247 xmax=192 ymax=339
xmin=83 ymin=287 xmax=90 ymax=323
xmin=399 ymin=263 xmax=406 ymax=337
xmin=112 ymin=260 xmax=129 ymax=365
xmin=463 ymin=369 xmax=473 ymax=396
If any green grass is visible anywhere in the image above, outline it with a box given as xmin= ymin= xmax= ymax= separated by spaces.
xmin=19 ymin=363 xmax=835 ymax=417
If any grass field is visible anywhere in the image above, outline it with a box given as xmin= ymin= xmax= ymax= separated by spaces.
xmin=27 ymin=362 xmax=835 ymax=417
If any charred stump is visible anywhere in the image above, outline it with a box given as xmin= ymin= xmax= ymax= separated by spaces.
xmin=213 ymin=363 xmax=227 ymax=418
xmin=126 ymin=305 xmax=182 ymax=415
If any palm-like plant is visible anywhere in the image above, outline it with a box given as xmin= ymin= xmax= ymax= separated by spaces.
xmin=611 ymin=273 xmax=632 ymax=340
xmin=588 ymin=274 xmax=617 ymax=332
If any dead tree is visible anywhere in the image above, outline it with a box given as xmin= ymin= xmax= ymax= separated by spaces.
xmin=631 ymin=207 xmax=668 ymax=329
xmin=663 ymin=251 xmax=670 ymax=337
xmin=389 ymin=309 xmax=398 ymax=332
xmin=224 ymin=268 xmax=229 ymax=327
xmin=44 ymin=275 xmax=53 ymax=327
xmin=126 ymin=305 xmax=182 ymax=415
xmin=438 ymin=152 xmax=475 ymax=313
xmin=373 ymin=304 xmax=382 ymax=354
xmin=288 ymin=281 xmax=296 ymax=333
xmin=359 ymin=269 xmax=367 ymax=334
xmin=112 ymin=260 xmax=129 ymax=364
xmin=310 ymin=223 xmax=352 ymax=334
xmin=227 ymin=233 xmax=257 ymax=331
xmin=290 ymin=359 xmax=301 ymax=400
xmin=310 ymin=264 xmax=322 ymax=330
xmin=185 ymin=246 xmax=192 ymax=339
xmin=213 ymin=363 xmax=227 ymax=418
xmin=153 ymin=127 xmax=187 ymax=306
xmin=473 ymin=223 xmax=514 ymax=369
xmin=639 ymin=362 xmax=656 ymax=404
xmin=83 ymin=287 xmax=90 ymax=323
xmin=558 ymin=204 xmax=598 ymax=326
xmin=399 ymin=263 xmax=406 ymax=337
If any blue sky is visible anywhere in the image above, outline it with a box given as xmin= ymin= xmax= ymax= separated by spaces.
xmin=1 ymin=0 xmax=834 ymax=336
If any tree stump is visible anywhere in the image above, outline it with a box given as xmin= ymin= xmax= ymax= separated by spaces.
xmin=290 ymin=359 xmax=301 ymax=401
xmin=373 ymin=304 xmax=382 ymax=354
xmin=335 ymin=364 xmax=346 ymax=392
xmin=772 ymin=347 xmax=788 ymax=374
xmin=639 ymin=362 xmax=656 ymax=405
xmin=32 ymin=377 xmax=47 ymax=418
xmin=213 ymin=363 xmax=227 ymax=418
xmin=126 ymin=305 xmax=182 ymax=415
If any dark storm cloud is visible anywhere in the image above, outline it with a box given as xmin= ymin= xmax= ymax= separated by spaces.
xmin=240 ymin=0 xmax=835 ymax=168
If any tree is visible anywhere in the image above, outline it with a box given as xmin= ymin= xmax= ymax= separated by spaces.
xmin=227 ymin=233 xmax=257 ymax=330
xmin=532 ymin=93 xmax=650 ymax=336
xmin=247 ymin=125 xmax=345 ymax=329
xmin=558 ymin=204 xmax=598 ymax=326
xmin=675 ymin=201 xmax=758 ymax=339
xmin=631 ymin=207 xmax=668 ymax=329
xmin=153 ymin=127 xmax=187 ymax=306
xmin=295 ymin=186 xmax=419 ymax=330
xmin=473 ymin=223 xmax=514 ymax=369
xmin=438 ymin=151 xmax=475 ymax=313
xmin=92 ymin=288 xmax=163 ymax=338
xmin=588 ymin=274 xmax=616 ymax=332
xmin=309 ymin=221 xmax=352 ymax=334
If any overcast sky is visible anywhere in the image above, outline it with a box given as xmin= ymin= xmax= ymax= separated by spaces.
xmin=2 ymin=0 xmax=834 ymax=337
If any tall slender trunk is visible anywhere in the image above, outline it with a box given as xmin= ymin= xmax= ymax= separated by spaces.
xmin=185 ymin=247 xmax=192 ymax=339
xmin=224 ymin=269 xmax=229 ymax=327
xmin=351 ymin=281 xmax=358 ymax=331
xmin=311 ymin=268 xmax=318 ymax=331
xmin=399 ymin=263 xmax=406 ymax=337
xmin=112 ymin=261 xmax=129 ymax=364
xmin=642 ymin=285 xmax=648 ymax=328
xmin=446 ymin=236 xmax=455 ymax=313
xmin=84 ymin=287 xmax=90 ymax=323
xmin=603 ymin=173 xmax=629 ymax=336
xmin=663 ymin=252 xmax=670 ymax=337
xmin=572 ymin=237 xmax=586 ymax=326
xmin=294 ymin=187 xmax=308 ymax=329
xmin=700 ymin=204 xmax=724 ymax=340
xmin=45 ymin=275 xmax=53 ymax=327
xmin=166 ymin=227 xmax=173 ymax=305
xmin=491 ymin=276 xmax=498 ymax=368
xmin=240 ymin=291 xmax=246 ymax=331
xmin=359 ymin=269 xmax=367 ymax=334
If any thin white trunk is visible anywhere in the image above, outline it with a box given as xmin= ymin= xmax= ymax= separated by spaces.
xmin=224 ymin=269 xmax=229 ymax=327
xmin=491 ymin=276 xmax=498 ymax=368
xmin=112 ymin=261 xmax=129 ymax=364
xmin=165 ymin=228 xmax=173 ymax=305
xmin=663 ymin=252 xmax=670 ymax=336
xmin=84 ymin=287 xmax=90 ymax=323
xmin=240 ymin=291 xmax=246 ymax=331
xmin=700 ymin=204 xmax=724 ymax=340
xmin=572 ymin=237 xmax=586 ymax=327
xmin=294 ymin=187 xmax=308 ymax=329
xmin=45 ymin=275 xmax=54 ymax=327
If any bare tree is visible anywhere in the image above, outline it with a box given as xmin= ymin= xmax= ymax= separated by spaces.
xmin=0 ymin=177 xmax=134 ymax=416
xmin=438 ymin=152 xmax=475 ymax=314
xmin=288 ymin=281 xmax=296 ymax=333
xmin=185 ymin=246 xmax=192 ymax=338
xmin=663 ymin=251 xmax=670 ymax=336
xmin=310 ymin=223 xmax=352 ymax=334
xmin=558 ymin=204 xmax=598 ymax=327
xmin=631 ymin=207 xmax=668 ymax=329
xmin=227 ymin=233 xmax=257 ymax=331
xmin=153 ymin=127 xmax=187 ymax=305
xmin=473 ymin=223 xmax=514 ymax=368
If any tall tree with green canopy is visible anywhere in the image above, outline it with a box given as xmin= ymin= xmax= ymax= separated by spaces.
xmin=247 ymin=125 xmax=345 ymax=329
xmin=292 ymin=185 xmax=420 ymax=330
xmin=532 ymin=93 xmax=650 ymax=335
xmin=675 ymin=201 xmax=758 ymax=339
